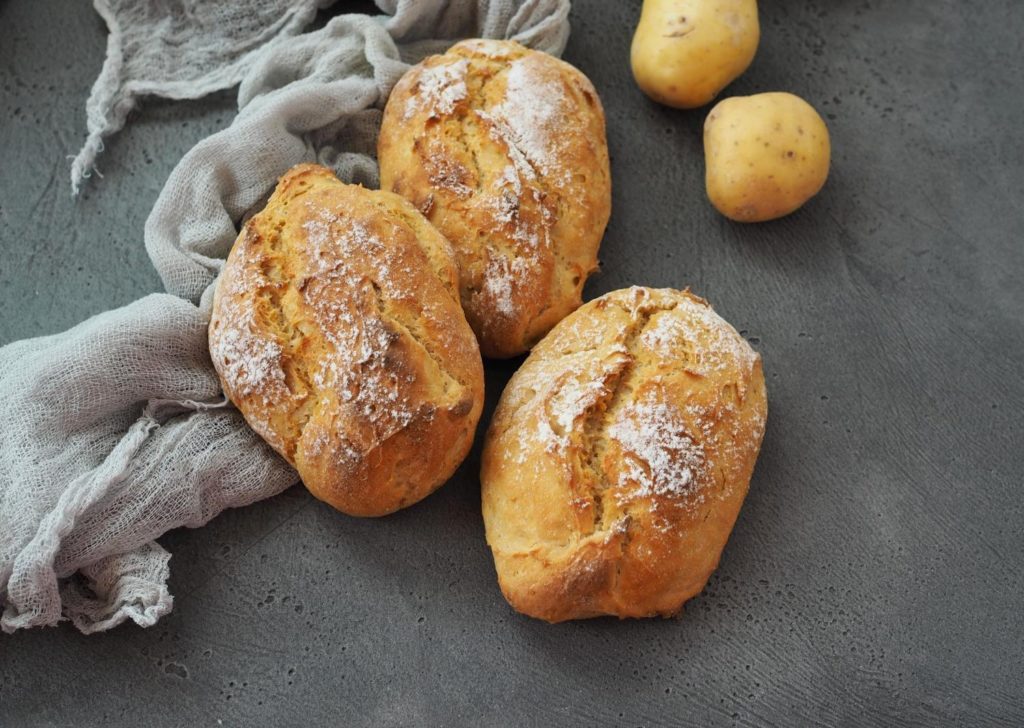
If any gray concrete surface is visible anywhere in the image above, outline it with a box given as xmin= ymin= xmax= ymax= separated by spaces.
xmin=2 ymin=0 xmax=1023 ymax=725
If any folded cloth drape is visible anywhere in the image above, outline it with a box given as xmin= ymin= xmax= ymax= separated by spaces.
xmin=1 ymin=0 xmax=570 ymax=634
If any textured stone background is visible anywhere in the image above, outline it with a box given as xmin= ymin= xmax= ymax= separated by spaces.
xmin=1 ymin=0 xmax=1022 ymax=725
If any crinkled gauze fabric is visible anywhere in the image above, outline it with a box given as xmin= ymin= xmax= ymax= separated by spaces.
xmin=0 ymin=0 xmax=570 ymax=634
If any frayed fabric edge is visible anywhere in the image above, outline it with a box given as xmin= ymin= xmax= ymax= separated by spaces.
xmin=70 ymin=0 xmax=127 ymax=196
xmin=0 ymin=396 xmax=225 ymax=633
xmin=69 ymin=0 xmax=326 ymax=196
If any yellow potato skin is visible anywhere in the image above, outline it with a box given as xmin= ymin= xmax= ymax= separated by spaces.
xmin=704 ymin=92 xmax=831 ymax=222
xmin=631 ymin=0 xmax=759 ymax=109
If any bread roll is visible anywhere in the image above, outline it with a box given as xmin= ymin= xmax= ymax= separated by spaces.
xmin=209 ymin=164 xmax=484 ymax=517
xmin=481 ymin=287 xmax=767 ymax=621
xmin=378 ymin=39 xmax=612 ymax=359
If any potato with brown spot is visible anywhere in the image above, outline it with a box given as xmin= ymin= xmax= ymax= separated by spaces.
xmin=704 ymin=92 xmax=831 ymax=222
xmin=481 ymin=286 xmax=767 ymax=622
xmin=379 ymin=39 xmax=611 ymax=359
xmin=209 ymin=164 xmax=484 ymax=517
xmin=631 ymin=0 xmax=760 ymax=109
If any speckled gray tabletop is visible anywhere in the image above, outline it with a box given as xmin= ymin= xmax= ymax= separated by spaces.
xmin=2 ymin=1 xmax=1022 ymax=725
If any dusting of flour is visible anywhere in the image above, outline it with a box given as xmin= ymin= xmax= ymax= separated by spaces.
xmin=504 ymin=349 xmax=629 ymax=465
xmin=209 ymin=251 xmax=291 ymax=452
xmin=481 ymin=255 xmax=533 ymax=319
xmin=608 ymin=400 xmax=707 ymax=502
xmin=407 ymin=59 xmax=469 ymax=119
xmin=491 ymin=58 xmax=566 ymax=179
xmin=299 ymin=207 xmax=429 ymax=455
xmin=211 ymin=249 xmax=287 ymax=405
xmin=639 ymin=299 xmax=758 ymax=377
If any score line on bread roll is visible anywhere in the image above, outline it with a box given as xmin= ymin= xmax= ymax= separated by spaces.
xmin=481 ymin=287 xmax=767 ymax=621
xmin=379 ymin=39 xmax=612 ymax=359
xmin=209 ymin=164 xmax=484 ymax=517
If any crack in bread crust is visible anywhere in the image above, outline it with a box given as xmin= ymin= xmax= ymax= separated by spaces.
xmin=577 ymin=304 xmax=665 ymax=532
xmin=374 ymin=288 xmax=465 ymax=400
xmin=566 ymin=295 xmax=682 ymax=602
xmin=245 ymin=214 xmax=323 ymax=462
xmin=433 ymin=67 xmax=557 ymax=353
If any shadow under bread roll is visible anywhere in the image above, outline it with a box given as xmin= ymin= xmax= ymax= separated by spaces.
xmin=379 ymin=39 xmax=612 ymax=359
xmin=209 ymin=164 xmax=484 ymax=517
xmin=481 ymin=286 xmax=767 ymax=621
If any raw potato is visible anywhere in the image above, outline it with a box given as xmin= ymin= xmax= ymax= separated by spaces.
xmin=704 ymin=92 xmax=831 ymax=222
xmin=631 ymin=0 xmax=759 ymax=109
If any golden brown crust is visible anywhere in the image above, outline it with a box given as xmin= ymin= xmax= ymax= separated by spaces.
xmin=481 ymin=287 xmax=767 ymax=621
xmin=209 ymin=164 xmax=484 ymax=517
xmin=378 ymin=39 xmax=612 ymax=359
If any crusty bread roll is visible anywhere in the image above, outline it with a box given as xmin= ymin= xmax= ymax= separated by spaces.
xmin=209 ymin=164 xmax=484 ymax=517
xmin=378 ymin=39 xmax=612 ymax=359
xmin=481 ymin=287 xmax=767 ymax=621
